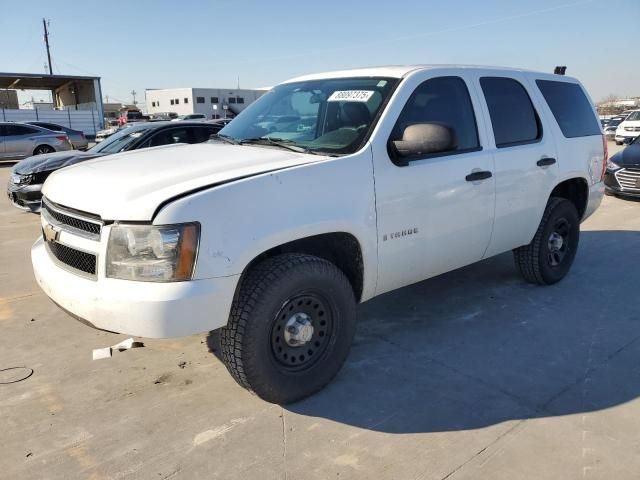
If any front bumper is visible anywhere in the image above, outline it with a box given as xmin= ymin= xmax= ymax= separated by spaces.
xmin=6 ymin=182 xmax=43 ymax=211
xmin=604 ymin=170 xmax=640 ymax=198
xmin=615 ymin=132 xmax=639 ymax=142
xmin=31 ymin=236 xmax=239 ymax=338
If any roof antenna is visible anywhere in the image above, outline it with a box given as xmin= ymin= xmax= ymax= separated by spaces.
xmin=554 ymin=66 xmax=567 ymax=75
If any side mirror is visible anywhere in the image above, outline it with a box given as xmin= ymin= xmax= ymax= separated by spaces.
xmin=390 ymin=123 xmax=456 ymax=165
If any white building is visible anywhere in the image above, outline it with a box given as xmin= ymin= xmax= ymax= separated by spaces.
xmin=145 ymin=87 xmax=268 ymax=119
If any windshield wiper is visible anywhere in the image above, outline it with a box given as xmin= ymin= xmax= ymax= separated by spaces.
xmin=212 ymin=133 xmax=240 ymax=145
xmin=239 ymin=136 xmax=317 ymax=154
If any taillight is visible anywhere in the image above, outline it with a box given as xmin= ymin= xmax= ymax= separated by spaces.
xmin=601 ymin=134 xmax=608 ymax=181
xmin=56 ymin=135 xmax=69 ymax=142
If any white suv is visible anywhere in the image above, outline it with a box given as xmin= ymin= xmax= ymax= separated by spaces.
xmin=615 ymin=109 xmax=640 ymax=145
xmin=32 ymin=65 xmax=606 ymax=403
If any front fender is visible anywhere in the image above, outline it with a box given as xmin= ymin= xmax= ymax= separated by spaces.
xmin=154 ymin=151 xmax=378 ymax=299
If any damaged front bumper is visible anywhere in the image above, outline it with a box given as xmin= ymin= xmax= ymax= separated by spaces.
xmin=31 ymin=236 xmax=239 ymax=338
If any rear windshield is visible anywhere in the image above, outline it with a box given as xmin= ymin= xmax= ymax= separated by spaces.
xmin=536 ymin=80 xmax=601 ymax=138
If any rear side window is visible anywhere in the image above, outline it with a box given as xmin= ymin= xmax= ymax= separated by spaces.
xmin=480 ymin=77 xmax=541 ymax=148
xmin=6 ymin=125 xmax=40 ymax=136
xmin=536 ymin=80 xmax=601 ymax=138
xmin=392 ymin=76 xmax=480 ymax=154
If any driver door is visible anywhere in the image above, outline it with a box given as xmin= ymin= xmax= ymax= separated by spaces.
xmin=371 ymin=72 xmax=496 ymax=295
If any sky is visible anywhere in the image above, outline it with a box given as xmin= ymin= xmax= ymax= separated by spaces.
xmin=1 ymin=0 xmax=638 ymax=107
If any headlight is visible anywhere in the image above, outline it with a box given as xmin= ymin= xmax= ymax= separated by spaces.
xmin=607 ymin=159 xmax=621 ymax=171
xmin=106 ymin=223 xmax=199 ymax=282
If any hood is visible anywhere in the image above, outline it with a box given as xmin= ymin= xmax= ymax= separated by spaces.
xmin=610 ymin=143 xmax=640 ymax=167
xmin=42 ymin=142 xmax=325 ymax=221
xmin=14 ymin=150 xmax=103 ymax=174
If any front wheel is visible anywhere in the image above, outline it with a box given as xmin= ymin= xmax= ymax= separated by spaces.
xmin=514 ymin=197 xmax=580 ymax=285
xmin=218 ymin=253 xmax=357 ymax=404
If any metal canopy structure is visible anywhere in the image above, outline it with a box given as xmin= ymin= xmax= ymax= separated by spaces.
xmin=0 ymin=71 xmax=104 ymax=120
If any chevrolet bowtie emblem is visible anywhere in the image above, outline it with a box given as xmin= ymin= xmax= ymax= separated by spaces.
xmin=43 ymin=223 xmax=60 ymax=243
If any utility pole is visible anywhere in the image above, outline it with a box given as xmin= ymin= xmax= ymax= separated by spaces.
xmin=42 ymin=18 xmax=53 ymax=75
xmin=131 ymin=90 xmax=137 ymax=105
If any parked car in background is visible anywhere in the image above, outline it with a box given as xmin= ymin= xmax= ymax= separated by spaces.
xmin=614 ymin=110 xmax=640 ymax=145
xmin=0 ymin=122 xmax=72 ymax=160
xmin=605 ymin=135 xmax=640 ymax=198
xmin=7 ymin=121 xmax=220 ymax=211
xmin=172 ymin=113 xmax=208 ymax=121
xmin=25 ymin=121 xmax=89 ymax=150
xmin=95 ymin=125 xmax=121 ymax=143
xmin=207 ymin=118 xmax=233 ymax=129
xmin=149 ymin=112 xmax=178 ymax=121
xmin=603 ymin=116 xmax=625 ymax=140
xmin=30 ymin=65 xmax=605 ymax=404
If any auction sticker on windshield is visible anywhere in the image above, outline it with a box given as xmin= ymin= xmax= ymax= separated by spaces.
xmin=327 ymin=90 xmax=375 ymax=102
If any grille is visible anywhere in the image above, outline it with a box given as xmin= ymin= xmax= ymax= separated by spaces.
xmin=615 ymin=168 xmax=640 ymax=191
xmin=42 ymin=198 xmax=102 ymax=238
xmin=46 ymin=240 xmax=97 ymax=276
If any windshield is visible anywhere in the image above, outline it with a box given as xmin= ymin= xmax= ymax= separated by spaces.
xmin=218 ymin=77 xmax=398 ymax=155
xmin=90 ymin=126 xmax=150 ymax=153
xmin=626 ymin=111 xmax=640 ymax=121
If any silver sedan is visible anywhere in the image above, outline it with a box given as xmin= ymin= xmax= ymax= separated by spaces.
xmin=0 ymin=122 xmax=73 ymax=160
xmin=25 ymin=121 xmax=89 ymax=150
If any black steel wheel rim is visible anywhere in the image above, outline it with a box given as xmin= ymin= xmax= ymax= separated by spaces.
xmin=270 ymin=293 xmax=334 ymax=371
xmin=548 ymin=217 xmax=571 ymax=267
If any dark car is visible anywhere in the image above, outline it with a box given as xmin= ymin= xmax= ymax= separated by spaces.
xmin=604 ymin=136 xmax=640 ymax=198
xmin=7 ymin=121 xmax=220 ymax=211
xmin=25 ymin=121 xmax=89 ymax=150
xmin=603 ymin=116 xmax=626 ymax=140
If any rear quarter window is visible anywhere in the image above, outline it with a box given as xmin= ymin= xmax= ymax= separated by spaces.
xmin=536 ymin=80 xmax=601 ymax=138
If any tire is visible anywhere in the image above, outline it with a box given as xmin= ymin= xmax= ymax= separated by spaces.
xmin=513 ymin=197 xmax=580 ymax=285
xmin=615 ymin=141 xmax=622 ymax=146
xmin=218 ymin=253 xmax=357 ymax=404
xmin=33 ymin=145 xmax=55 ymax=155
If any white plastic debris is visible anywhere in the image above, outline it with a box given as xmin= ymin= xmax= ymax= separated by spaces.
xmin=92 ymin=347 xmax=112 ymax=360
xmin=92 ymin=338 xmax=144 ymax=360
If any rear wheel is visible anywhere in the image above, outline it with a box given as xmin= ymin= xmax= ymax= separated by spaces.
xmin=33 ymin=145 xmax=55 ymax=155
xmin=218 ymin=253 xmax=356 ymax=404
xmin=514 ymin=197 xmax=580 ymax=285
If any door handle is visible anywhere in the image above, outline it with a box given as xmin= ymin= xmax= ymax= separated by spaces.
xmin=537 ymin=157 xmax=556 ymax=167
xmin=465 ymin=170 xmax=492 ymax=182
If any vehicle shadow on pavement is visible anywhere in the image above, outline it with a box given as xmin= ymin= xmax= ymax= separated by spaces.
xmin=286 ymin=230 xmax=640 ymax=433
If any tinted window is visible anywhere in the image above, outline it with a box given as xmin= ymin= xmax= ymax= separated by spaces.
xmin=184 ymin=98 xmax=189 ymax=104
xmin=237 ymin=97 xmax=244 ymax=104
xmin=35 ymin=122 xmax=61 ymax=130
xmin=228 ymin=97 xmax=236 ymax=104
xmin=536 ymin=80 xmax=601 ymax=138
xmin=192 ymin=126 xmax=217 ymax=142
xmin=391 ymin=76 xmax=480 ymax=153
xmin=6 ymin=125 xmax=39 ymax=136
xmin=211 ymin=97 xmax=218 ymax=103
xmin=480 ymin=77 xmax=541 ymax=147
xmin=147 ymin=128 xmax=192 ymax=147
xmin=196 ymin=97 xmax=205 ymax=104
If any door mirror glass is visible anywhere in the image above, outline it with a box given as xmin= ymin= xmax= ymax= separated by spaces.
xmin=391 ymin=123 xmax=456 ymax=159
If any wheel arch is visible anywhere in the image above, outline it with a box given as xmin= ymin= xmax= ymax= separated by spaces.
xmin=549 ymin=177 xmax=589 ymax=219
xmin=33 ymin=144 xmax=54 ymax=155
xmin=236 ymin=232 xmax=366 ymax=303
